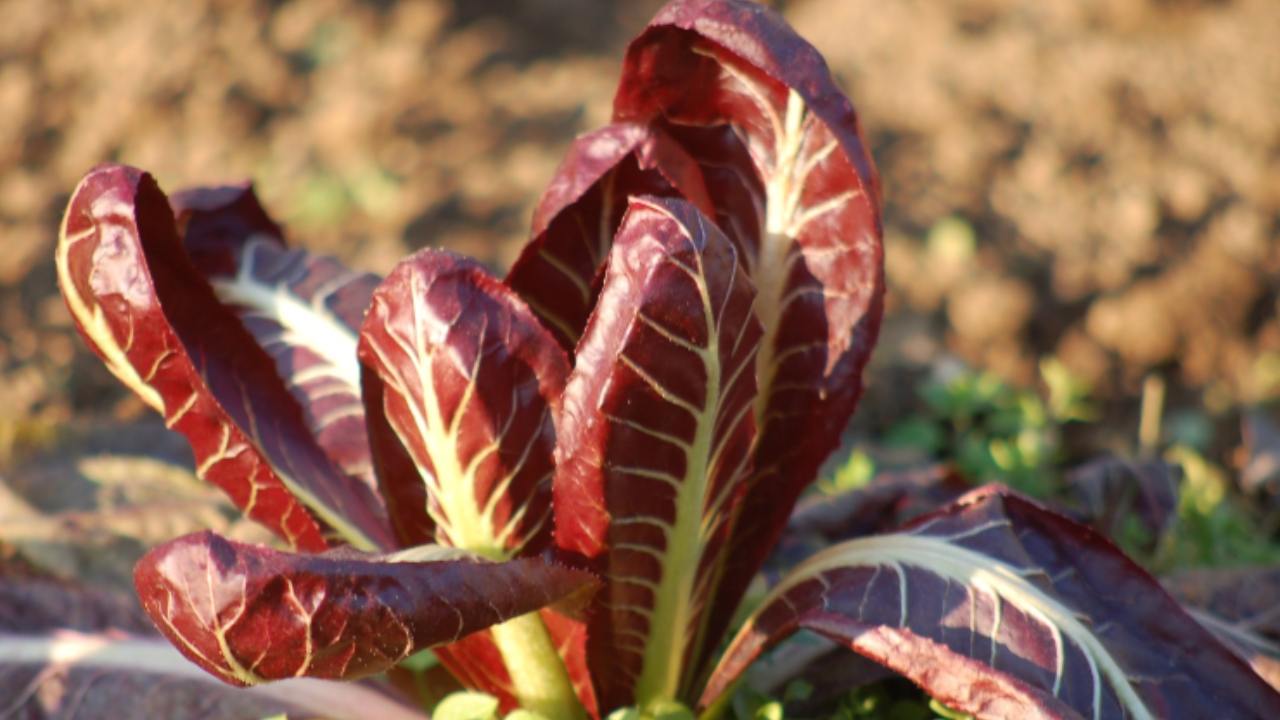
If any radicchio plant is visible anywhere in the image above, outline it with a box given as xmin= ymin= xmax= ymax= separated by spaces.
xmin=39 ymin=1 xmax=1280 ymax=718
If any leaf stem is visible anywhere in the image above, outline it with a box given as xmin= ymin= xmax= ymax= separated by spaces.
xmin=489 ymin=612 xmax=585 ymax=719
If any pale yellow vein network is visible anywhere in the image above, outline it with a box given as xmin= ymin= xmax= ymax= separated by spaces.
xmin=757 ymin=519 xmax=1153 ymax=720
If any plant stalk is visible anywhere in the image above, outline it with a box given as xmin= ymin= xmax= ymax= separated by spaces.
xmin=488 ymin=611 xmax=585 ymax=719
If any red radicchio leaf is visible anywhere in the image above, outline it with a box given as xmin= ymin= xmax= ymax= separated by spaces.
xmin=357 ymin=248 xmax=570 ymax=558
xmin=431 ymin=633 xmax=519 ymax=712
xmin=702 ymin=486 xmax=1280 ymax=719
xmin=554 ymin=196 xmax=761 ymax=708
xmin=506 ymin=122 xmax=713 ymax=350
xmin=612 ymin=0 xmax=886 ymax=665
xmin=171 ymin=184 xmax=382 ymax=491
xmin=133 ymin=530 xmax=595 ymax=687
xmin=0 ymin=564 xmax=427 ymax=720
xmin=55 ymin=164 xmax=392 ymax=553
xmin=358 ymin=250 xmax=598 ymax=716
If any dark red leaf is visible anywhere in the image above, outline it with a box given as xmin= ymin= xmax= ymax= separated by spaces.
xmin=433 ymin=633 xmax=519 ymax=712
xmin=358 ymin=249 xmax=570 ymax=558
xmin=133 ymin=530 xmax=596 ymax=686
xmin=543 ymin=608 xmax=599 ymax=717
xmin=56 ymin=164 xmax=392 ymax=552
xmin=612 ymin=0 xmax=885 ymax=660
xmin=554 ymin=196 xmax=761 ymax=708
xmin=172 ymin=184 xmax=382 ymax=490
xmin=703 ymin=486 xmax=1280 ymax=719
xmin=506 ymin=122 xmax=713 ymax=350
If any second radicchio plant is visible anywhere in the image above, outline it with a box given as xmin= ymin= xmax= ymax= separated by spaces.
xmin=46 ymin=1 xmax=1280 ymax=718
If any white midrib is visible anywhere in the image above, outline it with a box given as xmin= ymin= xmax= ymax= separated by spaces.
xmin=382 ymin=277 xmax=584 ymax=719
xmin=0 ymin=632 xmax=425 ymax=720
xmin=210 ymin=243 xmax=384 ymax=552
xmin=762 ymin=531 xmax=1154 ymax=720
xmin=634 ymin=252 xmax=723 ymax=707
xmin=752 ymin=90 xmax=809 ymax=431
xmin=400 ymin=278 xmax=502 ymax=560
xmin=209 ymin=240 xmax=361 ymax=391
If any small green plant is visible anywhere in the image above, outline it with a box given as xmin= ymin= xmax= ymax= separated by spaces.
xmin=884 ymin=365 xmax=1083 ymax=497
xmin=1163 ymin=445 xmax=1280 ymax=569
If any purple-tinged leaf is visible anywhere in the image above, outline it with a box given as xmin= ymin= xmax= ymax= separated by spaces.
xmin=762 ymin=466 xmax=969 ymax=589
xmin=788 ymin=465 xmax=970 ymax=541
xmin=56 ymin=165 xmax=393 ymax=552
xmin=506 ymin=122 xmax=713 ymax=349
xmin=1180 ymin=606 xmax=1280 ymax=692
xmin=554 ymin=196 xmax=761 ymax=708
xmin=172 ymin=184 xmax=382 ymax=490
xmin=1165 ymin=564 xmax=1280 ymax=687
xmin=703 ymin=486 xmax=1280 ymax=719
xmin=612 ymin=0 xmax=885 ymax=656
xmin=740 ymin=631 xmax=895 ymax=716
xmin=133 ymin=530 xmax=596 ymax=687
xmin=0 ymin=567 xmax=425 ymax=720
xmin=1165 ymin=566 xmax=1280 ymax=645
xmin=170 ymin=182 xmax=286 ymax=265
xmin=358 ymin=249 xmax=570 ymax=558
xmin=1064 ymin=456 xmax=1179 ymax=552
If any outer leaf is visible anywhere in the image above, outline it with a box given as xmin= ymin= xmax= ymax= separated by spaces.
xmin=763 ymin=466 xmax=969 ymax=588
xmin=703 ymin=486 xmax=1280 ymax=719
xmin=133 ymin=530 xmax=595 ymax=686
xmin=1063 ymin=456 xmax=1179 ymax=553
xmin=736 ymin=631 xmax=893 ymax=716
xmin=0 ymin=567 xmax=425 ymax=720
xmin=1165 ymin=566 xmax=1280 ymax=688
xmin=506 ymin=122 xmax=713 ymax=349
xmin=788 ymin=465 xmax=970 ymax=541
xmin=612 ymin=0 xmax=885 ymax=658
xmin=1165 ymin=566 xmax=1280 ymax=646
xmin=1180 ymin=607 xmax=1280 ymax=692
xmin=172 ymin=184 xmax=382 ymax=489
xmin=56 ymin=164 xmax=392 ymax=552
xmin=554 ymin=196 xmax=761 ymax=708
xmin=358 ymin=249 xmax=570 ymax=559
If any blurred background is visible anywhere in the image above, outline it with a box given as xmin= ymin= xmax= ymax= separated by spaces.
xmin=1 ymin=0 xmax=1278 ymax=585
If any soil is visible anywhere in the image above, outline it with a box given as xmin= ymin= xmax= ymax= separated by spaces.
xmin=0 ymin=0 xmax=1277 ymax=566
